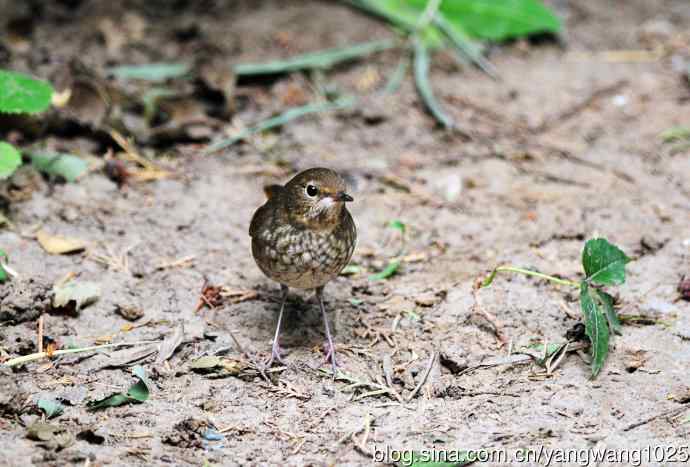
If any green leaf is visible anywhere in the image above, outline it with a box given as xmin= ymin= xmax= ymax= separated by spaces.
xmin=582 ymin=238 xmax=630 ymax=285
xmin=53 ymin=281 xmax=101 ymax=310
xmin=524 ymin=341 xmax=567 ymax=366
xmin=408 ymin=0 xmax=562 ymax=41
xmin=347 ymin=0 xmax=445 ymax=47
xmin=388 ymin=219 xmax=406 ymax=234
xmin=28 ymin=151 xmax=88 ymax=182
xmin=480 ymin=268 xmax=498 ymax=287
xmin=0 ymin=142 xmax=22 ymax=179
xmin=0 ymin=250 xmax=7 ymax=283
xmin=352 ymin=0 xmax=560 ymax=42
xmin=87 ymin=365 xmax=150 ymax=411
xmin=107 ymin=63 xmax=190 ymax=82
xmin=0 ymin=69 xmax=54 ymax=114
xmin=369 ymin=259 xmax=401 ymax=281
xmin=128 ymin=365 xmax=152 ymax=401
xmin=580 ymin=282 xmax=610 ymax=377
xmin=595 ymin=289 xmax=622 ymax=335
xmin=340 ymin=264 xmax=362 ymax=275
xmin=38 ymin=399 xmax=64 ymax=419
xmin=234 ymin=39 xmax=395 ymax=76
xmin=660 ymin=126 xmax=690 ymax=143
xmin=413 ymin=37 xmax=454 ymax=128
xmin=433 ymin=14 xmax=497 ymax=79
xmin=402 ymin=450 xmax=474 ymax=467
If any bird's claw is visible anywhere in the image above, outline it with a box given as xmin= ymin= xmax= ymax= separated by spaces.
xmin=265 ymin=341 xmax=285 ymax=368
xmin=323 ymin=342 xmax=338 ymax=377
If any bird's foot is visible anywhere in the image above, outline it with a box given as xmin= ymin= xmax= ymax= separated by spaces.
xmin=323 ymin=341 xmax=338 ymax=377
xmin=265 ymin=341 xmax=286 ymax=368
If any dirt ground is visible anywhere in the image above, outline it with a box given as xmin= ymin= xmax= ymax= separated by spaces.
xmin=1 ymin=0 xmax=690 ymax=466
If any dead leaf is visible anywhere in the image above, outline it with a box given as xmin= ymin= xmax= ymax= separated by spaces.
xmin=115 ymin=304 xmax=145 ymax=321
xmin=156 ymin=323 xmax=184 ymax=364
xmin=98 ymin=345 xmax=157 ymax=370
xmin=37 ymin=230 xmax=87 ymax=255
xmin=53 ymin=280 xmax=101 ymax=310
xmin=26 ymin=422 xmax=74 ymax=451
xmin=414 ymin=291 xmax=444 ymax=307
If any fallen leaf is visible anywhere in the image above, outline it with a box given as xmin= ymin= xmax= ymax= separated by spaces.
xmin=115 ymin=304 xmax=145 ymax=321
xmin=53 ymin=280 xmax=101 ymax=310
xmin=98 ymin=345 xmax=157 ymax=370
xmin=29 ymin=152 xmax=89 ymax=183
xmin=189 ymin=356 xmax=245 ymax=377
xmin=37 ymin=399 xmax=64 ymax=419
xmin=156 ymin=323 xmax=184 ymax=364
xmin=87 ymin=365 xmax=151 ymax=411
xmin=189 ymin=356 xmax=222 ymax=371
xmin=36 ymin=230 xmax=87 ymax=254
xmin=26 ymin=422 xmax=74 ymax=451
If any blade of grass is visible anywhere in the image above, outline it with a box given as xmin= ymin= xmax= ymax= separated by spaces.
xmin=3 ymin=340 xmax=158 ymax=367
xmin=415 ymin=0 xmax=442 ymax=30
xmin=234 ymin=39 xmax=396 ymax=76
xmin=434 ymin=14 xmax=498 ymax=79
xmin=382 ymin=53 xmax=409 ymax=95
xmin=369 ymin=259 xmax=401 ymax=281
xmin=203 ymin=96 xmax=356 ymax=155
xmin=482 ymin=265 xmax=580 ymax=288
xmin=412 ymin=36 xmax=454 ymax=128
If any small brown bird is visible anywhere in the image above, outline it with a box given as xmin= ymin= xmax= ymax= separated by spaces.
xmin=250 ymin=168 xmax=356 ymax=374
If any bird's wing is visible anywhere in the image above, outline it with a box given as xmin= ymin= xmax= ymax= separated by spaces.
xmin=263 ymin=184 xmax=284 ymax=200
xmin=249 ymin=202 xmax=271 ymax=238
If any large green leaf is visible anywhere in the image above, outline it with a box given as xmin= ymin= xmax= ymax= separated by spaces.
xmin=408 ymin=0 xmax=562 ymax=41
xmin=0 ymin=69 xmax=53 ymax=114
xmin=582 ymin=238 xmax=630 ymax=285
xmin=348 ymin=0 xmax=445 ymax=47
xmin=0 ymin=142 xmax=22 ymax=179
xmin=580 ymin=282 xmax=609 ymax=377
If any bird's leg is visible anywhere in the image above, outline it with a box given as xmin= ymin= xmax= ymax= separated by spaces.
xmin=316 ymin=285 xmax=338 ymax=376
xmin=266 ymin=284 xmax=289 ymax=367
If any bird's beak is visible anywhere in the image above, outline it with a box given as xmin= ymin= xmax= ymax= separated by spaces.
xmin=336 ymin=192 xmax=353 ymax=202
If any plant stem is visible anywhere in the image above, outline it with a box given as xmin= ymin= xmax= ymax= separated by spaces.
xmin=2 ymin=340 xmax=158 ymax=367
xmin=494 ymin=266 xmax=580 ymax=288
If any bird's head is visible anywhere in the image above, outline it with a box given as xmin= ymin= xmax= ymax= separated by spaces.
xmin=283 ymin=168 xmax=353 ymax=231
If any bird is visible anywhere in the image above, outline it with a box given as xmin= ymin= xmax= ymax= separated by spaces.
xmin=249 ymin=167 xmax=356 ymax=375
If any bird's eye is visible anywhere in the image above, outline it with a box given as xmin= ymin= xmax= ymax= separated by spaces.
xmin=305 ymin=184 xmax=318 ymax=197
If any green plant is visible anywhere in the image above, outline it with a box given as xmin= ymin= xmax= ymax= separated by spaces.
xmin=0 ymin=70 xmax=54 ymax=180
xmin=87 ymin=365 xmax=151 ymax=411
xmin=482 ymin=238 xmax=630 ymax=377
xmin=205 ymin=1 xmax=562 ymax=151
xmin=0 ymin=249 xmax=11 ymax=282
xmin=346 ymin=0 xmax=562 ymax=127
xmin=1 ymin=70 xmax=88 ymax=184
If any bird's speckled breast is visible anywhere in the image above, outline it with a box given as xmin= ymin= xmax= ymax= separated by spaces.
xmin=252 ymin=212 xmax=356 ymax=289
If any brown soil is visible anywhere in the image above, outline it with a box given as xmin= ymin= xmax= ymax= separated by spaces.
xmin=1 ymin=1 xmax=689 ymax=466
